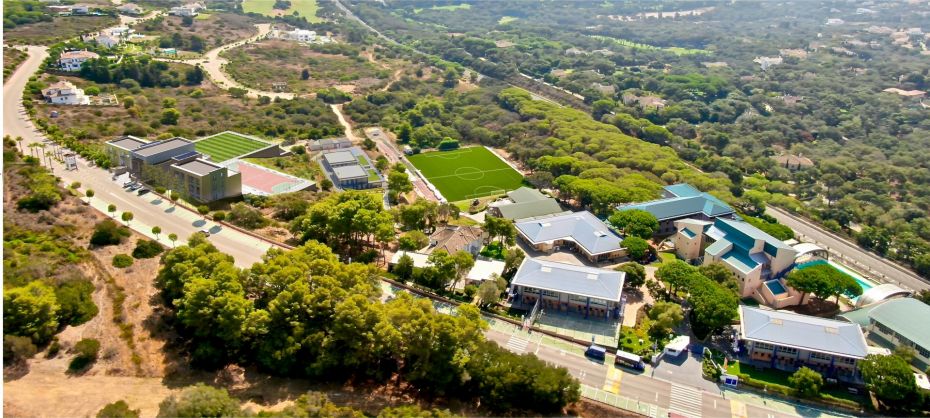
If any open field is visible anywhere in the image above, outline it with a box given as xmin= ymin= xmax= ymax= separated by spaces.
xmin=242 ymin=0 xmax=321 ymax=22
xmin=4 ymin=15 xmax=119 ymax=45
xmin=414 ymin=3 xmax=471 ymax=13
xmin=589 ymin=35 xmax=710 ymax=56
xmin=195 ymin=132 xmax=271 ymax=162
xmin=223 ymin=40 xmax=390 ymax=94
xmin=407 ymin=146 xmax=523 ymax=202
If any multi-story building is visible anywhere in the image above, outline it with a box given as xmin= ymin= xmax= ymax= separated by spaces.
xmin=675 ymin=217 xmax=801 ymax=307
xmin=514 ymin=211 xmax=625 ymax=263
xmin=59 ymin=50 xmax=99 ymax=71
xmin=511 ymin=258 xmax=625 ymax=320
xmin=171 ymin=159 xmax=241 ymax=203
xmin=321 ymin=147 xmax=384 ymax=190
xmin=105 ymin=135 xmax=149 ymax=168
xmin=738 ymin=307 xmax=868 ymax=381
xmin=839 ymin=297 xmax=930 ymax=370
xmin=617 ymin=183 xmax=736 ymax=236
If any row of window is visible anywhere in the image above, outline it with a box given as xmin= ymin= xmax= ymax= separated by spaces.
xmin=520 ymin=287 xmax=608 ymax=305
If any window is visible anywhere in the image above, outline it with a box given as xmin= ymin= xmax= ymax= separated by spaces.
xmin=838 ymin=357 xmax=856 ymax=365
xmin=754 ymin=342 xmax=774 ymax=351
xmin=541 ymin=290 xmax=558 ymax=298
xmin=590 ymin=298 xmax=606 ymax=306
xmin=917 ymin=346 xmax=930 ymax=359
xmin=569 ymin=295 xmax=587 ymax=304
xmin=776 ymin=346 xmax=798 ymax=355
xmin=523 ymin=287 xmax=538 ymax=294
xmin=875 ymin=322 xmax=892 ymax=335
xmin=809 ymin=352 xmax=831 ymax=361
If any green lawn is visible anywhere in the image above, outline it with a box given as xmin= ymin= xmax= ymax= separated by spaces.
xmin=242 ymin=0 xmax=321 ymax=22
xmin=649 ymin=251 xmax=677 ymax=266
xmin=195 ymin=132 xmax=270 ymax=162
xmin=407 ymin=147 xmax=523 ymax=202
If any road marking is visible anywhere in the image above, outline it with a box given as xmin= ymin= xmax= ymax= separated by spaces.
xmin=648 ymin=404 xmax=658 ymax=418
xmin=669 ymin=383 xmax=703 ymax=418
xmin=505 ymin=335 xmax=529 ymax=353
xmin=602 ymin=363 xmax=623 ymax=394
xmin=730 ymin=400 xmax=747 ymax=418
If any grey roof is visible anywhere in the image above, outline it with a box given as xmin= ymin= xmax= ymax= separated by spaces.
xmin=107 ymin=135 xmax=148 ymax=151
xmin=739 ymin=307 xmax=868 ymax=358
xmin=498 ymin=199 xmax=564 ymax=220
xmin=132 ymin=137 xmax=192 ymax=157
xmin=323 ymin=150 xmax=356 ymax=165
xmin=865 ymin=298 xmax=930 ymax=350
xmin=512 ymin=258 xmax=625 ymax=302
xmin=173 ymin=159 xmax=222 ymax=176
xmin=515 ymin=211 xmax=623 ymax=255
xmin=333 ymin=164 xmax=367 ymax=180
xmin=507 ymin=187 xmax=548 ymax=203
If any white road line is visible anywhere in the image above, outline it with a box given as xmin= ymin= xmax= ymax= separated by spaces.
xmin=506 ymin=336 xmax=529 ymax=353
xmin=669 ymin=383 xmax=703 ymax=418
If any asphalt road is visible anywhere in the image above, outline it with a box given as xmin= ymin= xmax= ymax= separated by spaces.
xmin=3 ymin=46 xmax=273 ymax=268
xmin=767 ymin=206 xmax=929 ymax=291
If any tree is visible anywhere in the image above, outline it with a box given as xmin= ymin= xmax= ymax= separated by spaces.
xmin=227 ymin=203 xmax=267 ymax=229
xmin=301 ymin=68 xmax=310 ymax=80
xmin=121 ymin=211 xmax=134 ymax=226
xmin=152 ymin=226 xmax=162 ymax=239
xmin=699 ymin=262 xmax=739 ymax=293
xmin=68 ymin=338 xmax=101 ymax=371
xmin=168 ymin=233 xmax=178 ymax=247
xmin=655 ymin=260 xmax=696 ymax=298
xmin=449 ymin=250 xmax=475 ymax=291
xmin=387 ymin=171 xmax=413 ymax=197
xmin=394 ymin=254 xmax=414 ymax=281
xmin=859 ymin=354 xmax=920 ymax=406
xmin=483 ymin=216 xmax=516 ymax=245
xmin=169 ymin=192 xmax=180 ymax=207
xmin=320 ymin=178 xmax=333 ymax=191
xmin=160 ymin=108 xmax=180 ymax=125
xmin=3 ymin=282 xmax=59 ymax=344
xmin=91 ymin=220 xmax=129 ymax=246
xmin=786 ymin=264 xmax=862 ymax=305
xmin=609 ymin=209 xmax=659 ymax=239
xmin=107 ymin=204 xmax=117 ymax=217
xmin=622 ymin=236 xmax=650 ymax=262
xmin=648 ymin=301 xmax=683 ymax=337
xmin=398 ymin=230 xmax=429 ymax=251
xmin=688 ymin=277 xmax=738 ymax=338
xmin=788 ymin=367 xmax=823 ymax=398
xmin=54 ymin=280 xmax=98 ymax=326
xmin=197 ymin=205 xmax=210 ymax=219
xmin=85 ymin=189 xmax=94 ymax=203
xmin=184 ymin=65 xmax=204 ymax=85
xmin=617 ymin=262 xmax=646 ymax=289
xmin=97 ymin=400 xmax=140 ymax=418
xmin=157 ymin=384 xmax=242 ymax=418
xmin=477 ymin=280 xmax=501 ymax=307
xmin=425 ymin=250 xmax=456 ymax=290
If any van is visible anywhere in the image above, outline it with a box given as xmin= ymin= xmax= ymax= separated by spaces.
xmin=584 ymin=345 xmax=606 ymax=361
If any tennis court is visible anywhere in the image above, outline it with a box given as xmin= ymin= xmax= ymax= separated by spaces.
xmin=195 ymin=131 xmax=271 ymax=162
xmin=225 ymin=160 xmax=313 ymax=195
xmin=407 ymin=147 xmax=523 ymax=202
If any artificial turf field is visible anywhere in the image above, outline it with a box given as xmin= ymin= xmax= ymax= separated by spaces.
xmin=194 ymin=132 xmax=270 ymax=162
xmin=407 ymin=147 xmax=524 ymax=202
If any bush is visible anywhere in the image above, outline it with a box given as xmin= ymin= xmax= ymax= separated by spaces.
xmin=789 ymin=367 xmax=823 ymax=398
xmin=464 ymin=284 xmax=478 ymax=299
xmin=227 ymin=203 xmax=268 ymax=230
xmin=112 ymin=254 xmax=134 ymax=268
xmin=54 ymin=280 xmax=98 ymax=326
xmin=47 ymin=337 xmax=61 ymax=358
xmin=132 ymin=239 xmax=164 ymax=259
xmin=3 ymin=335 xmax=38 ymax=365
xmin=90 ymin=220 xmax=130 ymax=246
xmin=97 ymin=400 xmax=140 ymax=418
xmin=68 ymin=338 xmax=100 ymax=372
xmin=212 ymin=211 xmax=226 ymax=222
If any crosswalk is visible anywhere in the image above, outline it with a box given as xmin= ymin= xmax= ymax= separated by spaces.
xmin=506 ymin=335 xmax=529 ymax=353
xmin=729 ymin=400 xmax=747 ymax=418
xmin=669 ymin=383 xmax=703 ymax=418
xmin=602 ymin=363 xmax=623 ymax=394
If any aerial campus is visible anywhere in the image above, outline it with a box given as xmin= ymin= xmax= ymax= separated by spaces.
xmin=3 ymin=1 xmax=930 ymax=417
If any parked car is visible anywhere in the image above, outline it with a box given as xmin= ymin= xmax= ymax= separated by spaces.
xmin=137 ymin=188 xmax=150 ymax=196
xmin=584 ymin=345 xmax=606 ymax=362
xmin=199 ymin=229 xmax=211 ymax=237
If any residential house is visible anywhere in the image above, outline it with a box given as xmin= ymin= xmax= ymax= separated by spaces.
xmin=70 ymin=4 xmax=91 ymax=14
xmin=169 ymin=5 xmax=198 ymax=17
xmin=514 ymin=211 xmax=626 ymax=262
xmin=511 ymin=258 xmax=625 ymax=320
xmin=93 ymin=34 xmax=121 ymax=49
xmin=41 ymin=81 xmax=90 ymax=105
xmin=839 ymin=297 xmax=930 ymax=370
xmin=676 ymin=218 xmax=800 ymax=307
xmin=617 ymin=183 xmax=736 ymax=236
xmin=487 ymin=187 xmax=566 ymax=220
xmin=59 ymin=50 xmax=99 ymax=71
xmin=117 ymin=3 xmax=143 ymax=15
xmin=774 ymin=154 xmax=814 ymax=171
xmin=422 ymin=225 xmax=485 ymax=256
xmin=738 ymin=307 xmax=868 ymax=381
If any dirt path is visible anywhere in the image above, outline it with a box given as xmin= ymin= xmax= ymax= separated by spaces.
xmin=330 ymin=103 xmax=361 ymax=143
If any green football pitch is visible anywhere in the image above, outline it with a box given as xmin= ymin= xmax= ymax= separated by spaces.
xmin=195 ymin=132 xmax=270 ymax=162
xmin=407 ymin=147 xmax=524 ymax=202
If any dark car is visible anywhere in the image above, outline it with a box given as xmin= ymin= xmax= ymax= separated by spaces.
xmin=137 ymin=188 xmax=150 ymax=196
xmin=584 ymin=345 xmax=606 ymax=362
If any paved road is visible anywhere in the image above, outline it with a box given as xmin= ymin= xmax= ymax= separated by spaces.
xmin=767 ymin=206 xmax=929 ymax=291
xmin=4 ymin=46 xmax=273 ymax=267
xmin=363 ymin=127 xmax=441 ymax=202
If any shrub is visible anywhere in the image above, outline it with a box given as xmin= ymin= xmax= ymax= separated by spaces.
xmin=789 ymin=367 xmax=823 ymax=398
xmin=112 ymin=254 xmax=134 ymax=268
xmin=212 ymin=211 xmax=226 ymax=222
xmin=68 ymin=338 xmax=100 ymax=372
xmin=132 ymin=239 xmax=164 ymax=259
xmin=90 ymin=220 xmax=130 ymax=246
xmin=97 ymin=400 xmax=140 ymax=418
xmin=464 ymin=284 xmax=478 ymax=299
xmin=227 ymin=203 xmax=268 ymax=230
xmin=3 ymin=335 xmax=38 ymax=365
xmin=47 ymin=337 xmax=61 ymax=358
xmin=54 ymin=280 xmax=98 ymax=326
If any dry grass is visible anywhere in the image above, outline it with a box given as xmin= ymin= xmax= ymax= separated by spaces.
xmin=4 ymin=15 xmax=119 ymax=45
xmin=133 ymin=13 xmax=262 ymax=52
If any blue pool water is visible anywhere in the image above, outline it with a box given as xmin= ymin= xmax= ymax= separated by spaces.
xmin=795 ymin=259 xmax=877 ymax=301
xmin=765 ymin=280 xmax=787 ymax=295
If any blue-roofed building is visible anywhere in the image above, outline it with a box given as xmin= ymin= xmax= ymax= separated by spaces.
xmin=617 ymin=183 xmax=736 ymax=236
xmin=676 ymin=218 xmax=800 ymax=308
xmin=738 ymin=306 xmax=868 ymax=381
xmin=514 ymin=211 xmax=626 ymax=262
xmin=511 ymin=258 xmax=625 ymax=319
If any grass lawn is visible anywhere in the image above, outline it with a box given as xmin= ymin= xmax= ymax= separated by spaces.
xmin=242 ymin=0 xmax=321 ymax=22
xmin=649 ymin=251 xmax=677 ymax=266
xmin=194 ymin=13 xmax=212 ymax=20
xmin=408 ymin=147 xmax=523 ymax=202
xmin=195 ymin=132 xmax=270 ymax=162
xmin=479 ymin=241 xmax=507 ymax=260
xmin=243 ymin=154 xmax=320 ymax=181
xmin=726 ymin=361 xmax=791 ymax=387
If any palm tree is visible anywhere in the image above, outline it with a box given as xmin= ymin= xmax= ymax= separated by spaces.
xmin=15 ymin=136 xmax=24 ymax=153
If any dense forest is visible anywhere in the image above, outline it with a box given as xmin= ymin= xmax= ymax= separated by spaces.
xmin=344 ymin=0 xmax=930 ymax=278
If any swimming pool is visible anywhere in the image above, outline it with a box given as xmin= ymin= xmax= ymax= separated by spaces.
xmin=795 ymin=259 xmax=878 ymax=301
xmin=765 ymin=280 xmax=787 ymax=295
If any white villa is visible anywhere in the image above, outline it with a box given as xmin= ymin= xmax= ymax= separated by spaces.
xmin=41 ymin=81 xmax=90 ymax=105
xmin=59 ymin=50 xmax=100 ymax=71
xmin=272 ymin=28 xmax=333 ymax=44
